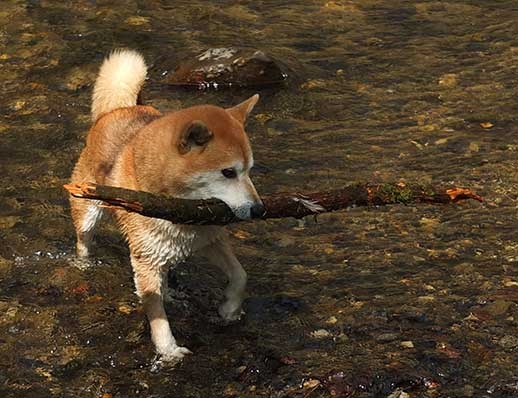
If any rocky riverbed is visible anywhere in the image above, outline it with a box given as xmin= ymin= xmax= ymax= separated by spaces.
xmin=1 ymin=1 xmax=518 ymax=397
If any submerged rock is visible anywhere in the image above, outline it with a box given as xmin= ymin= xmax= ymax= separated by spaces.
xmin=164 ymin=47 xmax=287 ymax=89
xmin=498 ymin=335 xmax=518 ymax=349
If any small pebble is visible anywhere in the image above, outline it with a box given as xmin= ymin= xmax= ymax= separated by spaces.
xmin=125 ymin=16 xmax=150 ymax=26
xmin=118 ymin=304 xmax=133 ymax=315
xmin=400 ymin=341 xmax=414 ymax=348
xmin=417 ymin=295 xmax=435 ymax=303
xmin=376 ymin=333 xmax=400 ymax=343
xmin=468 ymin=142 xmax=480 ymax=152
xmin=387 ymin=388 xmax=410 ymax=398
xmin=310 ymin=329 xmax=332 ymax=339
xmin=485 ymin=300 xmax=512 ymax=317
xmin=480 ymin=122 xmax=494 ymax=129
xmin=438 ymin=73 xmax=458 ymax=87
xmin=498 ymin=335 xmax=518 ymax=349
xmin=303 ymin=379 xmax=320 ymax=389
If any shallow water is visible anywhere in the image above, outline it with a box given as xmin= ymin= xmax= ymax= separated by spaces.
xmin=1 ymin=1 xmax=518 ymax=397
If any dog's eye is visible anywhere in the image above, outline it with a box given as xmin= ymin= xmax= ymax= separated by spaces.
xmin=221 ymin=168 xmax=237 ymax=179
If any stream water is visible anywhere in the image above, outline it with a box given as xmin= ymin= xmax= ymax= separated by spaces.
xmin=1 ymin=1 xmax=518 ymax=397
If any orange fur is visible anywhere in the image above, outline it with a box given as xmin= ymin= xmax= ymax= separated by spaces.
xmin=69 ymin=49 xmax=262 ymax=362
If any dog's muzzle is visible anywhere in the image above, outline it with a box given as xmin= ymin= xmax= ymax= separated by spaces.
xmin=250 ymin=201 xmax=265 ymax=219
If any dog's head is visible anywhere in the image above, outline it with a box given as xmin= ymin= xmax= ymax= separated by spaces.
xmin=150 ymin=95 xmax=264 ymax=219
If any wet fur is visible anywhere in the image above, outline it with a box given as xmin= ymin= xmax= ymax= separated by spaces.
xmin=70 ymin=49 xmax=261 ymax=362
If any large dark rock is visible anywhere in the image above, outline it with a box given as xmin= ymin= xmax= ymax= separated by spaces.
xmin=164 ymin=47 xmax=287 ymax=89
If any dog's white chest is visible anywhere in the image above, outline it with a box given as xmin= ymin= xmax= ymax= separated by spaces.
xmin=130 ymin=218 xmax=222 ymax=266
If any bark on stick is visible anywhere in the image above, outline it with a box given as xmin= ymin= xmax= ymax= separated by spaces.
xmin=64 ymin=182 xmax=483 ymax=226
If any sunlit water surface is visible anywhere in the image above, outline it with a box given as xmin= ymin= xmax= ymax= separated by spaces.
xmin=1 ymin=1 xmax=518 ymax=397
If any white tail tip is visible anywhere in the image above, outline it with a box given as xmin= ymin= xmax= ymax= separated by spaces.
xmin=91 ymin=49 xmax=148 ymax=121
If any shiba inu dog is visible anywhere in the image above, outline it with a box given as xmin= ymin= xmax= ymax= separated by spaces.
xmin=69 ymin=49 xmax=264 ymax=362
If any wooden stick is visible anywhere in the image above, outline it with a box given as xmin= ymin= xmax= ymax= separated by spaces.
xmin=64 ymin=182 xmax=483 ymax=226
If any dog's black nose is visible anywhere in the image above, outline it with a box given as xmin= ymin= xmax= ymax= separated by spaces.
xmin=250 ymin=201 xmax=265 ymax=218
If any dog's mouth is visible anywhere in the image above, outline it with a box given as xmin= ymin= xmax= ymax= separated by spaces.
xmin=177 ymin=170 xmax=263 ymax=220
xmin=226 ymin=200 xmax=265 ymax=220
xmin=226 ymin=202 xmax=253 ymax=220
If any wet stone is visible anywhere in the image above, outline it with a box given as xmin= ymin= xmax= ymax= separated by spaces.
xmin=438 ymin=73 xmax=458 ymax=88
xmin=375 ymin=332 xmax=400 ymax=343
xmin=0 ymin=256 xmax=12 ymax=276
xmin=400 ymin=340 xmax=414 ymax=349
xmin=498 ymin=335 xmax=518 ymax=349
xmin=164 ymin=47 xmax=287 ymax=89
xmin=485 ymin=300 xmax=512 ymax=317
xmin=462 ymin=384 xmax=475 ymax=397
xmin=391 ymin=308 xmax=428 ymax=323
xmin=64 ymin=66 xmax=96 ymax=92
xmin=0 ymin=300 xmax=10 ymax=312
xmin=387 ymin=389 xmax=410 ymax=398
xmin=310 ymin=329 xmax=332 ymax=339
xmin=274 ymin=235 xmax=296 ymax=248
xmin=319 ymin=370 xmax=354 ymax=398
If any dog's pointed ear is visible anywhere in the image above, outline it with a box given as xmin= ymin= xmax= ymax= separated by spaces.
xmin=227 ymin=94 xmax=259 ymax=124
xmin=178 ymin=120 xmax=213 ymax=154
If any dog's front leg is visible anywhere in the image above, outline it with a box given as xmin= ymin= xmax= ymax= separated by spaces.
xmin=131 ymin=254 xmax=191 ymax=361
xmin=200 ymin=238 xmax=247 ymax=321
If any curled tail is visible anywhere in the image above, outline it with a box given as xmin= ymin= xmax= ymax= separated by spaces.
xmin=91 ymin=49 xmax=147 ymax=121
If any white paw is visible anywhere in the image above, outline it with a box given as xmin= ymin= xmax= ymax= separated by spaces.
xmin=76 ymin=240 xmax=90 ymax=258
xmin=218 ymin=301 xmax=245 ymax=321
xmin=157 ymin=344 xmax=192 ymax=363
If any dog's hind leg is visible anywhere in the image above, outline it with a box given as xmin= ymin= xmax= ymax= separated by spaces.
xmin=70 ymin=197 xmax=103 ymax=258
xmin=201 ymin=238 xmax=247 ymax=321
xmin=70 ymin=148 xmax=105 ymax=258
xmin=131 ymin=254 xmax=191 ymax=362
